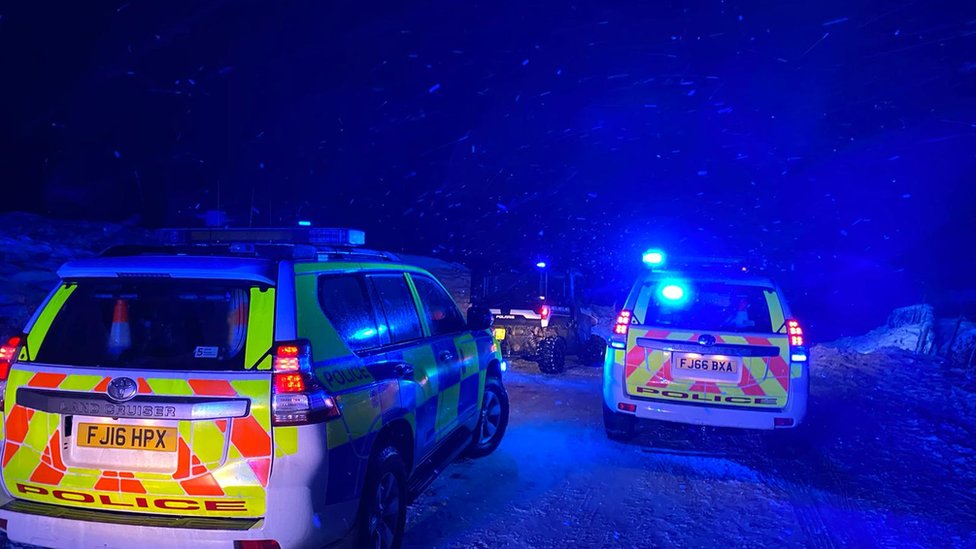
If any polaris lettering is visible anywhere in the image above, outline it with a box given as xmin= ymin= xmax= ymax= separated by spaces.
xmin=635 ymin=386 xmax=780 ymax=406
xmin=15 ymin=484 xmax=248 ymax=512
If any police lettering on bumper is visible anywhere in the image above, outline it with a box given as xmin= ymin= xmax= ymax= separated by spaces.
xmin=635 ymin=386 xmax=780 ymax=406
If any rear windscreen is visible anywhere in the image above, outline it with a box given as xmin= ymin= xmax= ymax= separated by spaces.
xmin=636 ymin=280 xmax=777 ymax=334
xmin=35 ymin=279 xmax=258 ymax=370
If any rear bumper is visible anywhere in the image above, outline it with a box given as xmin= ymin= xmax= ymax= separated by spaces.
xmin=602 ymin=350 xmax=808 ymax=430
xmin=0 ymin=422 xmax=360 ymax=549
xmin=0 ymin=489 xmax=358 ymax=549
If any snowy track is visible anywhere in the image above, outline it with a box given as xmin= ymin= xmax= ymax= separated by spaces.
xmin=405 ymin=349 xmax=976 ymax=548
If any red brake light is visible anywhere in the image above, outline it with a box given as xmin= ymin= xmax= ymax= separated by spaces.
xmin=271 ymin=340 xmax=340 ymax=425
xmin=613 ymin=310 xmax=632 ymax=335
xmin=787 ymin=320 xmax=804 ymax=347
xmin=0 ymin=335 xmax=23 ymax=412
xmin=786 ymin=319 xmax=808 ymax=363
xmin=609 ymin=310 xmax=633 ymax=349
xmin=274 ymin=373 xmax=306 ymax=393
xmin=0 ymin=336 xmax=22 ymax=381
xmin=537 ymin=304 xmax=551 ymax=320
xmin=272 ymin=344 xmax=304 ymax=372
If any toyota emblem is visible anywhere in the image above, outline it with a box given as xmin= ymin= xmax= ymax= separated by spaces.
xmin=106 ymin=377 xmax=138 ymax=402
xmin=697 ymin=334 xmax=716 ymax=347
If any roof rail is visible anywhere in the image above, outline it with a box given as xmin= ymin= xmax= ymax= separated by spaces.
xmin=99 ymin=243 xmax=400 ymax=263
xmin=100 ymin=243 xmax=319 ymax=261
xmin=157 ymin=227 xmax=366 ymax=247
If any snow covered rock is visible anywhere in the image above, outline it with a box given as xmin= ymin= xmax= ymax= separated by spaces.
xmin=939 ymin=317 xmax=976 ymax=368
xmin=829 ymin=304 xmax=935 ymax=354
xmin=581 ymin=304 xmax=617 ymax=342
xmin=0 ymin=212 xmax=150 ymax=336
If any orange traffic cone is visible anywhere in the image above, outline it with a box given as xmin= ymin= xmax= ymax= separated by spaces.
xmin=107 ymin=299 xmax=131 ymax=359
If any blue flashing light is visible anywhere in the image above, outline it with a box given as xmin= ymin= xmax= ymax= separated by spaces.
xmin=791 ymin=353 xmax=808 ymax=363
xmin=657 ymin=279 xmax=692 ymax=307
xmin=536 ymin=261 xmax=547 ymax=269
xmin=298 ymin=220 xmax=312 ymax=227
xmin=642 ymin=249 xmax=666 ymax=266
xmin=500 ymin=360 xmax=508 ymax=373
xmin=661 ymin=284 xmax=685 ymax=301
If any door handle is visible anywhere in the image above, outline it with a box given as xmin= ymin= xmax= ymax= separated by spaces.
xmin=394 ymin=363 xmax=414 ymax=378
xmin=437 ymin=350 xmax=455 ymax=362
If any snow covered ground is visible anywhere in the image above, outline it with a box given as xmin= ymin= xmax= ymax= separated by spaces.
xmin=405 ymin=348 xmax=976 ymax=548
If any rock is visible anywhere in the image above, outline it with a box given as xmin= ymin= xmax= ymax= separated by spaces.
xmin=829 ymin=304 xmax=935 ymax=354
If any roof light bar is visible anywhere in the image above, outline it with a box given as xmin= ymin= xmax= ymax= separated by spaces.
xmin=642 ymin=249 xmax=666 ymax=267
xmin=157 ymin=228 xmax=366 ymax=247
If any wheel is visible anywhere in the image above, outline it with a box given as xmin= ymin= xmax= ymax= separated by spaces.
xmin=357 ymin=445 xmax=407 ymax=549
xmin=537 ymin=336 xmax=566 ymax=374
xmin=603 ymin=401 xmax=637 ymax=441
xmin=465 ymin=378 xmax=510 ymax=458
xmin=578 ymin=335 xmax=607 ymax=366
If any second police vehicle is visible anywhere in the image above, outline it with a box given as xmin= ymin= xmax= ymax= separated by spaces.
xmin=602 ymin=250 xmax=809 ymax=438
xmin=0 ymin=227 xmax=509 ymax=549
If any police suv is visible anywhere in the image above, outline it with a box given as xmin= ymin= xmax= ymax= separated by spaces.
xmin=0 ymin=228 xmax=509 ymax=549
xmin=602 ymin=251 xmax=808 ymax=438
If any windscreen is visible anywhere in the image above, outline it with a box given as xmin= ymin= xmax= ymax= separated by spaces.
xmin=35 ymin=278 xmax=257 ymax=370
xmin=637 ymin=280 xmax=776 ymax=334
xmin=479 ymin=272 xmax=544 ymax=307
xmin=479 ymin=271 xmax=571 ymax=307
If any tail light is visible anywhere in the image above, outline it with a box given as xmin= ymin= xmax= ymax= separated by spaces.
xmin=787 ymin=320 xmax=808 ymax=363
xmin=536 ymin=304 xmax=551 ymax=320
xmin=0 ymin=336 xmax=24 ymax=412
xmin=609 ymin=310 xmax=632 ymax=349
xmin=271 ymin=340 xmax=340 ymax=426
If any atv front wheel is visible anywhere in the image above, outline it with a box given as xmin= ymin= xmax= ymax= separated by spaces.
xmin=537 ymin=336 xmax=566 ymax=374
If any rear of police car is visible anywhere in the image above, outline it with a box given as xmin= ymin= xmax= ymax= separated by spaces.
xmin=603 ymin=253 xmax=809 ymax=430
xmin=0 ymin=231 xmax=348 ymax=548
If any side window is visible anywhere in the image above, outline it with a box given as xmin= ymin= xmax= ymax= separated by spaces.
xmin=411 ymin=275 xmax=465 ymax=337
xmin=317 ymin=275 xmax=381 ymax=352
xmin=369 ymin=274 xmax=424 ymax=344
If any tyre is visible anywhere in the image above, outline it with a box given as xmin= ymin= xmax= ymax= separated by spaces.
xmin=537 ymin=336 xmax=566 ymax=374
xmin=357 ymin=445 xmax=407 ymax=549
xmin=465 ymin=378 xmax=510 ymax=458
xmin=578 ymin=335 xmax=607 ymax=366
xmin=603 ymin=401 xmax=637 ymax=441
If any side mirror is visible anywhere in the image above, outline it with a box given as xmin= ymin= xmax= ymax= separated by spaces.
xmin=467 ymin=305 xmax=493 ymax=331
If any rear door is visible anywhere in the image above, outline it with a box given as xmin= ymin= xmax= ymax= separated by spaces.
xmin=2 ymin=277 xmax=276 ymax=518
xmin=623 ymin=278 xmax=791 ymax=409
xmin=409 ymin=275 xmax=480 ymax=440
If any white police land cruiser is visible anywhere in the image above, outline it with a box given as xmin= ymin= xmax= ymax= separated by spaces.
xmin=0 ymin=228 xmax=508 ymax=549
xmin=602 ymin=250 xmax=808 ymax=438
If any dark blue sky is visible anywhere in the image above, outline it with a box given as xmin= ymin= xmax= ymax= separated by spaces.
xmin=2 ymin=0 xmax=975 ymax=338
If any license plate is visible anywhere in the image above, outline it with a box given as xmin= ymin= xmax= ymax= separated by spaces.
xmin=77 ymin=423 xmax=177 ymax=452
xmin=672 ymin=353 xmax=740 ymax=380
xmin=493 ymin=328 xmax=507 ymax=341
